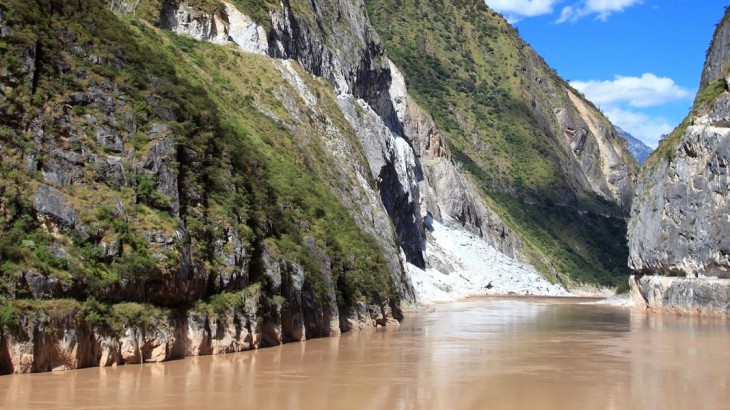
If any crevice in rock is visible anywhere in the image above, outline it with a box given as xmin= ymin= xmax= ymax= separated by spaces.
xmin=0 ymin=335 xmax=13 ymax=375
xmin=377 ymin=162 xmax=425 ymax=268
xmin=170 ymin=313 xmax=188 ymax=359
xmin=30 ymin=40 xmax=41 ymax=95
xmin=633 ymin=274 xmax=649 ymax=304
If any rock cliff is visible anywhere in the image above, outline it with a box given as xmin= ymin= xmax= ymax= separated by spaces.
xmin=628 ymin=7 xmax=730 ymax=315
xmin=366 ymin=0 xmax=638 ymax=285
xmin=0 ymin=290 xmax=397 ymax=373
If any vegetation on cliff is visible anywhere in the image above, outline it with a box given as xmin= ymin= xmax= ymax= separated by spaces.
xmin=366 ymin=0 xmax=636 ymax=286
xmin=0 ymin=0 xmax=394 ymax=332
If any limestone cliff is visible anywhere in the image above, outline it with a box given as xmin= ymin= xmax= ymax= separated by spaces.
xmin=628 ymin=7 xmax=730 ymax=315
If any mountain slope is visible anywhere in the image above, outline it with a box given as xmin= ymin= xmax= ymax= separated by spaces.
xmin=365 ymin=0 xmax=638 ymax=286
xmin=0 ymin=0 xmax=551 ymax=374
xmin=0 ymin=0 xmax=414 ymax=373
xmin=615 ymin=126 xmax=652 ymax=164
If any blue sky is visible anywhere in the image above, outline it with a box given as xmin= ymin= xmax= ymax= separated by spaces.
xmin=484 ymin=0 xmax=728 ymax=148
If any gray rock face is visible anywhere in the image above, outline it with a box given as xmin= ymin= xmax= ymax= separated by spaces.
xmin=0 ymin=8 xmax=7 ymax=36
xmin=627 ymin=7 xmax=730 ymax=315
xmin=558 ymin=90 xmax=637 ymax=211
xmin=628 ymin=120 xmax=730 ymax=277
xmin=160 ymin=1 xmax=230 ymax=45
xmin=159 ymin=1 xmax=268 ymax=54
xmin=389 ymin=63 xmax=520 ymax=257
xmin=701 ymin=11 xmax=730 ymax=92
xmin=0 ymin=291 xmax=397 ymax=374
xmin=630 ymin=275 xmax=730 ymax=316
xmin=33 ymin=183 xmax=79 ymax=229
xmin=628 ymin=7 xmax=730 ymax=279
xmin=266 ymin=0 xmax=426 ymax=270
xmin=138 ymin=133 xmax=180 ymax=215
xmin=16 ymin=271 xmax=67 ymax=299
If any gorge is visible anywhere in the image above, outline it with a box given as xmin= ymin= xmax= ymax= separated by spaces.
xmin=0 ymin=0 xmax=727 ymax=379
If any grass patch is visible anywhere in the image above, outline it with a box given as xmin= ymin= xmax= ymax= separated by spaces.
xmin=648 ymin=77 xmax=728 ymax=165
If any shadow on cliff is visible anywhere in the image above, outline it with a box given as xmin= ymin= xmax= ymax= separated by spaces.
xmin=0 ymin=335 xmax=13 ymax=375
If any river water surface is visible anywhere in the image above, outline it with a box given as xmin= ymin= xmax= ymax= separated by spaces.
xmin=2 ymin=297 xmax=729 ymax=409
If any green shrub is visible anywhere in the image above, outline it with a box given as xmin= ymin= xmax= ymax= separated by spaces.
xmin=134 ymin=174 xmax=172 ymax=210
xmin=615 ymin=278 xmax=631 ymax=295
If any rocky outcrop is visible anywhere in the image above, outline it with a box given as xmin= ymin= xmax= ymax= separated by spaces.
xmin=628 ymin=119 xmax=730 ymax=277
xmin=266 ymin=0 xmax=428 ymax=271
xmin=160 ymin=1 xmax=268 ymax=54
xmin=629 ymin=275 xmax=730 ymax=316
xmin=161 ymin=2 xmax=230 ymax=45
xmin=34 ymin=183 xmax=80 ymax=230
xmin=701 ymin=10 xmax=730 ymax=92
xmin=562 ymin=90 xmax=637 ymax=210
xmin=628 ymin=6 xmax=730 ymax=279
xmin=627 ymin=7 xmax=730 ymax=315
xmin=387 ymin=62 xmax=521 ymax=257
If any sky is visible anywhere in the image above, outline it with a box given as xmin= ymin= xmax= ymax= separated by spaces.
xmin=484 ymin=0 xmax=728 ymax=148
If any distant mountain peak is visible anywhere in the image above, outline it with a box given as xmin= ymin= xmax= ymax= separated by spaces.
xmin=614 ymin=126 xmax=652 ymax=164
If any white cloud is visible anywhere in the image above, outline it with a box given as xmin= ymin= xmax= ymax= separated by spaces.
xmin=570 ymin=73 xmax=692 ymax=108
xmin=485 ymin=0 xmax=559 ymax=22
xmin=556 ymin=0 xmax=643 ymax=23
xmin=485 ymin=0 xmax=643 ymax=23
xmin=569 ymin=73 xmax=692 ymax=148
xmin=603 ymin=107 xmax=674 ymax=148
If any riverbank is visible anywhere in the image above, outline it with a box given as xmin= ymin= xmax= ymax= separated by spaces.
xmin=629 ymin=275 xmax=730 ymax=317
xmin=4 ymin=297 xmax=729 ymax=409
xmin=0 ymin=298 xmax=400 ymax=375
xmin=0 ymin=215 xmax=623 ymax=376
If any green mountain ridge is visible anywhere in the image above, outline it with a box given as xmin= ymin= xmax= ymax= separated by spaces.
xmin=365 ymin=0 xmax=638 ymax=285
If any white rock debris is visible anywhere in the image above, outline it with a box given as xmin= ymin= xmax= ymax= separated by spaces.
xmin=409 ymin=217 xmax=570 ymax=304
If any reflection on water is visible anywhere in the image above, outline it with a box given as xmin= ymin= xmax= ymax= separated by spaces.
xmin=2 ymin=297 xmax=729 ymax=409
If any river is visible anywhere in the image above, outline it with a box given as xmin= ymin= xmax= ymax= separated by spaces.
xmin=1 ymin=297 xmax=729 ymax=409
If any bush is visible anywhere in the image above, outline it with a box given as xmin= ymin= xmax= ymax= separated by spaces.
xmin=134 ymin=174 xmax=171 ymax=210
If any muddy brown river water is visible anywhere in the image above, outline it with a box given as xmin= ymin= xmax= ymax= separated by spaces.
xmin=2 ymin=297 xmax=729 ymax=409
